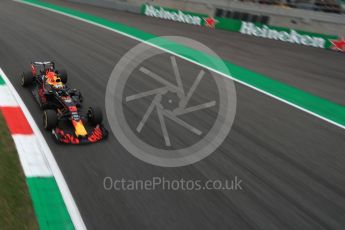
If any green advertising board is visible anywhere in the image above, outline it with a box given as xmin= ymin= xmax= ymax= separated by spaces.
xmin=141 ymin=4 xmax=342 ymax=51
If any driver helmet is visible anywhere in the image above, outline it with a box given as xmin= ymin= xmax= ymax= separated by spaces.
xmin=46 ymin=72 xmax=64 ymax=89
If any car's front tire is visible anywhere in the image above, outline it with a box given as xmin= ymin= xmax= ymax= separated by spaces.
xmin=43 ymin=109 xmax=58 ymax=130
xmin=21 ymin=71 xmax=33 ymax=87
xmin=87 ymin=106 xmax=103 ymax=125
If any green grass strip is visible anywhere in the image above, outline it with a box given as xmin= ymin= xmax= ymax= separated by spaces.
xmin=26 ymin=177 xmax=74 ymax=230
xmin=19 ymin=0 xmax=345 ymax=127
xmin=0 ymin=111 xmax=38 ymax=229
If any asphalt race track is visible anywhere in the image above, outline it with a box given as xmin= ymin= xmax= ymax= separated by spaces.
xmin=1 ymin=0 xmax=345 ymax=229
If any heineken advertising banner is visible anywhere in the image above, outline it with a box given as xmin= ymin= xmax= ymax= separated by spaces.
xmin=141 ymin=4 xmax=206 ymax=26
xmin=141 ymin=4 xmax=344 ymax=52
xmin=239 ymin=22 xmax=336 ymax=49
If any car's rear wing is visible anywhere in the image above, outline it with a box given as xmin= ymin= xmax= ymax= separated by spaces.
xmin=31 ymin=61 xmax=55 ymax=68
xmin=31 ymin=61 xmax=55 ymax=75
xmin=32 ymin=61 xmax=55 ymax=65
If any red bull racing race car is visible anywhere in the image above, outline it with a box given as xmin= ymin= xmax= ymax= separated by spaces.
xmin=21 ymin=61 xmax=107 ymax=144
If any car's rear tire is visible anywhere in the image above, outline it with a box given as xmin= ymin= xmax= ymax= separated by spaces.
xmin=43 ymin=110 xmax=58 ymax=130
xmin=21 ymin=71 xmax=33 ymax=87
xmin=88 ymin=106 xmax=103 ymax=125
xmin=58 ymin=69 xmax=68 ymax=83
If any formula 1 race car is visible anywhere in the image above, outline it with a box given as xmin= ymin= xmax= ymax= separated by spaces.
xmin=21 ymin=61 xmax=107 ymax=144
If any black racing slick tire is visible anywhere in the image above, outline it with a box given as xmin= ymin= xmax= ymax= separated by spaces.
xmin=21 ymin=71 xmax=33 ymax=87
xmin=43 ymin=110 xmax=58 ymax=130
xmin=58 ymin=69 xmax=68 ymax=83
xmin=88 ymin=106 xmax=103 ymax=125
